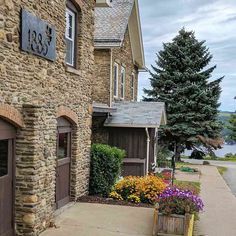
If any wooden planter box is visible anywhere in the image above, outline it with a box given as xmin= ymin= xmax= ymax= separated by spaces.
xmin=152 ymin=205 xmax=194 ymax=236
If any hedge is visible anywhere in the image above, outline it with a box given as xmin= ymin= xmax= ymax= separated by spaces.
xmin=89 ymin=143 xmax=125 ymax=196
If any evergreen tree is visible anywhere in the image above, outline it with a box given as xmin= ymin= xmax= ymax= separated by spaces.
xmin=144 ymin=29 xmax=223 ymax=160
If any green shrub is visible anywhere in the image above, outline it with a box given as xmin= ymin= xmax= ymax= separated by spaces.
xmin=225 ymin=153 xmax=236 ymax=158
xmin=89 ymin=144 xmax=125 ymax=196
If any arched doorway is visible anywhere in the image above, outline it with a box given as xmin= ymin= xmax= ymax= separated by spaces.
xmin=0 ymin=119 xmax=16 ymax=236
xmin=56 ymin=117 xmax=72 ymax=209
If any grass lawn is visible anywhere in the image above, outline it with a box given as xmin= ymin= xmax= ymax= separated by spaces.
xmin=174 ymin=180 xmax=201 ymax=195
xmin=176 ymin=161 xmax=199 ymax=168
xmin=182 ymin=156 xmax=236 ymax=162
xmin=217 ymin=166 xmax=228 ymax=176
xmin=204 ymin=157 xmax=236 ymax=162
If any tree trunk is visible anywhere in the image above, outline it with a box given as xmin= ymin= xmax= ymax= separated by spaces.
xmin=174 ymin=144 xmax=182 ymax=162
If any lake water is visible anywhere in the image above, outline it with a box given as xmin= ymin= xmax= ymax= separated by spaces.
xmin=185 ymin=144 xmax=236 ymax=157
xmin=215 ymin=145 xmax=236 ymax=157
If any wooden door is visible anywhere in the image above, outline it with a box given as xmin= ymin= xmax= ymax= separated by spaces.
xmin=0 ymin=119 xmax=15 ymax=236
xmin=55 ymin=118 xmax=71 ymax=209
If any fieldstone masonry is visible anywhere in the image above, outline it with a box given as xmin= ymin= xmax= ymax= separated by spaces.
xmin=92 ymin=29 xmax=139 ymax=144
xmin=112 ymin=29 xmax=139 ymax=102
xmin=0 ymin=0 xmax=95 ymax=235
xmin=93 ymin=29 xmax=139 ymax=106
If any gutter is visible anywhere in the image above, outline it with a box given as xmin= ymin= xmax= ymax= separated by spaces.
xmin=138 ymin=66 xmax=149 ymax=72
xmin=145 ymin=127 xmax=150 ymax=175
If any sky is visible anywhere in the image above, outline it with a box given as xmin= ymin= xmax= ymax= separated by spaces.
xmin=138 ymin=0 xmax=236 ymax=112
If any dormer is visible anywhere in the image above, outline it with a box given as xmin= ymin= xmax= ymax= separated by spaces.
xmin=96 ymin=0 xmax=112 ymax=7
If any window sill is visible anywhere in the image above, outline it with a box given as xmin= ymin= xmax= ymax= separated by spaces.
xmin=114 ymin=97 xmax=124 ymax=102
xmin=65 ymin=66 xmax=81 ymax=76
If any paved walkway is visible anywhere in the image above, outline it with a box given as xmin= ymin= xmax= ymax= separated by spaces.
xmin=177 ymin=165 xmax=236 ymax=236
xmin=184 ymin=159 xmax=236 ymax=198
xmin=41 ymin=203 xmax=154 ymax=236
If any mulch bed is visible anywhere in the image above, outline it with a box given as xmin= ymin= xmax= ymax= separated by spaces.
xmin=78 ymin=195 xmax=153 ymax=208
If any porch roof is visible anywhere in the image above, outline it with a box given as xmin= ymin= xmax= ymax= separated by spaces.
xmin=104 ymin=102 xmax=167 ymax=128
xmin=93 ymin=102 xmax=117 ymax=114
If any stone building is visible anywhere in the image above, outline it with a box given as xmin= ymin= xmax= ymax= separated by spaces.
xmin=92 ymin=0 xmax=167 ymax=176
xmin=93 ymin=0 xmax=145 ymax=106
xmin=0 ymin=0 xmax=109 ymax=235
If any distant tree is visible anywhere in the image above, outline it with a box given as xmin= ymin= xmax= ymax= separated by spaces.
xmin=228 ymin=98 xmax=236 ymax=141
xmin=144 ymin=28 xmax=223 ymax=161
xmin=228 ymin=114 xmax=236 ymax=141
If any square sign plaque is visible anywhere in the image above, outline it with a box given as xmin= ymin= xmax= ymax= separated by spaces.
xmin=21 ymin=9 xmax=56 ymax=61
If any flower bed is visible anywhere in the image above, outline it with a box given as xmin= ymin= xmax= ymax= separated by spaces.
xmin=110 ymin=175 xmax=166 ymax=204
xmin=156 ymin=169 xmax=172 ymax=185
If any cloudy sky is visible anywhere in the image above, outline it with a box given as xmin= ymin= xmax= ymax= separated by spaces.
xmin=138 ymin=0 xmax=236 ymax=112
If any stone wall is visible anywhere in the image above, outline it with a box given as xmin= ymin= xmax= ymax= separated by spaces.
xmin=91 ymin=116 xmax=109 ymax=144
xmin=92 ymin=49 xmax=111 ymax=105
xmin=112 ymin=29 xmax=139 ymax=102
xmin=92 ymin=28 xmax=139 ymax=106
xmin=0 ymin=0 xmax=95 ymax=235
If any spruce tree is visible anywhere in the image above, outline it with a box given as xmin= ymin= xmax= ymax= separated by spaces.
xmin=144 ymin=29 xmax=223 ymax=160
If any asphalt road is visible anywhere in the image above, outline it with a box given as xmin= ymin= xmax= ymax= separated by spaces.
xmin=183 ymin=159 xmax=236 ymax=196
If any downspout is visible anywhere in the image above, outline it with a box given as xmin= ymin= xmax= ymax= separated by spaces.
xmin=109 ymin=49 xmax=113 ymax=108
xmin=145 ymin=127 xmax=150 ymax=175
xmin=154 ymin=127 xmax=158 ymax=165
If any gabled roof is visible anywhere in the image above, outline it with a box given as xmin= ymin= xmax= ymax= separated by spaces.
xmin=95 ymin=0 xmax=133 ymax=45
xmin=94 ymin=0 xmax=145 ymax=69
xmin=104 ymin=102 xmax=167 ymax=128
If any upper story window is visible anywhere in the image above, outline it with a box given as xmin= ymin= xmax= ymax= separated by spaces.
xmin=113 ymin=63 xmax=119 ymax=98
xmin=65 ymin=7 xmax=76 ymax=67
xmin=131 ymin=73 xmax=135 ymax=101
xmin=121 ymin=66 xmax=126 ymax=99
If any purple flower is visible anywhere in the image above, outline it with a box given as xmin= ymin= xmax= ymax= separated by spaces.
xmin=158 ymin=187 xmax=204 ymax=214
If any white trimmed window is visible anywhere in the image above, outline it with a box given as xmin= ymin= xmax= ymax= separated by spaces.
xmin=121 ymin=66 xmax=125 ymax=99
xmin=113 ymin=63 xmax=119 ymax=98
xmin=131 ymin=73 xmax=135 ymax=101
xmin=65 ymin=8 xmax=76 ymax=66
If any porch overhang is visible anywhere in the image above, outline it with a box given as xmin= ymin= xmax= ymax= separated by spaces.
xmin=93 ymin=102 xmax=117 ymax=116
xmin=104 ymin=102 xmax=167 ymax=128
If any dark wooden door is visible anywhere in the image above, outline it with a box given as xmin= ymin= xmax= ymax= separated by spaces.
xmin=56 ymin=118 xmax=71 ymax=209
xmin=0 ymin=120 xmax=15 ymax=236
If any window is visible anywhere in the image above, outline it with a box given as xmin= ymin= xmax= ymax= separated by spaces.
xmin=131 ymin=73 xmax=135 ymax=101
xmin=58 ymin=133 xmax=70 ymax=159
xmin=65 ymin=7 xmax=76 ymax=66
xmin=57 ymin=117 xmax=72 ymax=160
xmin=113 ymin=63 xmax=119 ymax=98
xmin=121 ymin=66 xmax=125 ymax=99
xmin=0 ymin=140 xmax=8 ymax=177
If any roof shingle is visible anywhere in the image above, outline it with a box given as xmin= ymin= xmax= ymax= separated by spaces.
xmin=104 ymin=102 xmax=167 ymax=128
xmin=94 ymin=0 xmax=134 ymax=44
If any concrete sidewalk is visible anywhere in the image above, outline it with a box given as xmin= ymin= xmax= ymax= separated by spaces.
xmin=41 ymin=203 xmax=154 ymax=236
xmin=179 ymin=165 xmax=236 ymax=236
